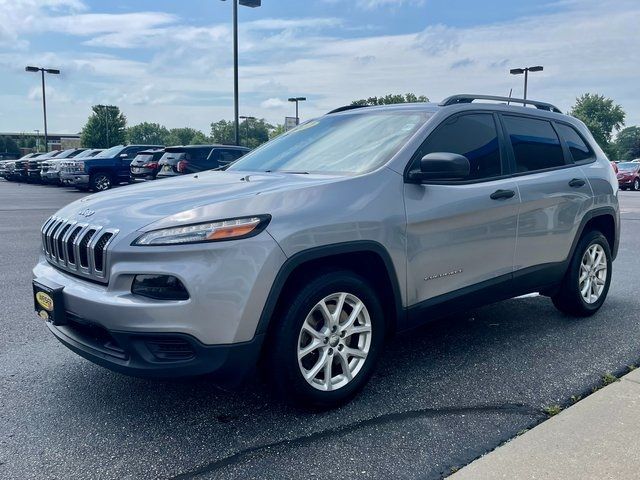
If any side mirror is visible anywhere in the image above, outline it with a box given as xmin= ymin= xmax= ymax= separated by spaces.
xmin=408 ymin=152 xmax=470 ymax=182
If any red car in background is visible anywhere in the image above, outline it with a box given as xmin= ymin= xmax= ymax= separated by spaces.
xmin=617 ymin=162 xmax=640 ymax=191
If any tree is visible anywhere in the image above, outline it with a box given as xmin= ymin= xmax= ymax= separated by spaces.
xmin=0 ymin=136 xmax=20 ymax=155
xmin=81 ymin=105 xmax=127 ymax=148
xmin=127 ymin=122 xmax=169 ymax=145
xmin=615 ymin=126 xmax=640 ymax=161
xmin=210 ymin=119 xmax=273 ymax=149
xmin=166 ymin=127 xmax=209 ymax=146
xmin=269 ymin=124 xmax=286 ymax=139
xmin=351 ymin=93 xmax=429 ymax=106
xmin=569 ymin=93 xmax=625 ymax=158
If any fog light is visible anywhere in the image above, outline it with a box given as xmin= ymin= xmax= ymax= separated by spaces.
xmin=131 ymin=275 xmax=189 ymax=301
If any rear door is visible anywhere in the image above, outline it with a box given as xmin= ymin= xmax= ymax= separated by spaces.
xmin=501 ymin=114 xmax=592 ymax=273
xmin=404 ymin=112 xmax=520 ymax=308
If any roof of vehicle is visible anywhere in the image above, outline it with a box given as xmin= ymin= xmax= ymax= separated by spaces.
xmin=164 ymin=144 xmax=250 ymax=151
xmin=134 ymin=148 xmax=165 ymax=154
xmin=326 ymin=94 xmax=567 ymax=121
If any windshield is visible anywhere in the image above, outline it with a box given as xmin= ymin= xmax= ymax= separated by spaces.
xmin=73 ymin=149 xmax=95 ymax=159
xmin=228 ymin=111 xmax=430 ymax=174
xmin=618 ymin=162 xmax=639 ymax=171
xmin=94 ymin=145 xmax=124 ymax=158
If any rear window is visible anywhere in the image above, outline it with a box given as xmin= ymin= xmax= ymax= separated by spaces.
xmin=160 ymin=152 xmax=187 ymax=162
xmin=503 ymin=115 xmax=566 ymax=172
xmin=555 ymin=124 xmax=593 ymax=162
xmin=135 ymin=154 xmax=154 ymax=162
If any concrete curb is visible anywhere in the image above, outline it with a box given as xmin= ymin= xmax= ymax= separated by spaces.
xmin=449 ymin=369 xmax=640 ymax=480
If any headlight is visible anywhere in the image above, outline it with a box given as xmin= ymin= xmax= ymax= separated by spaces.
xmin=73 ymin=161 xmax=85 ymax=172
xmin=132 ymin=215 xmax=271 ymax=246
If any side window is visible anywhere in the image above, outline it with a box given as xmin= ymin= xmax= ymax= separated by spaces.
xmin=555 ymin=123 xmax=593 ymax=162
xmin=411 ymin=113 xmax=502 ymax=180
xmin=502 ymin=115 xmax=566 ymax=172
xmin=219 ymin=149 xmax=240 ymax=164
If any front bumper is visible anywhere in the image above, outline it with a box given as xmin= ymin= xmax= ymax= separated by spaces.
xmin=45 ymin=315 xmax=264 ymax=384
xmin=61 ymin=172 xmax=89 ymax=186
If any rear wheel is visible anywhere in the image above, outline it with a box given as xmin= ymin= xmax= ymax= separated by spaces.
xmin=266 ymin=270 xmax=385 ymax=408
xmin=90 ymin=172 xmax=112 ymax=192
xmin=552 ymin=230 xmax=612 ymax=316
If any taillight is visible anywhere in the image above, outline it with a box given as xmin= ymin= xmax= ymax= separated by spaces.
xmin=143 ymin=162 xmax=158 ymax=169
xmin=177 ymin=160 xmax=189 ymax=173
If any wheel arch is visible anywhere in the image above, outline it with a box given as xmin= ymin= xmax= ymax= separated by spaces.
xmin=571 ymin=207 xmax=619 ymax=261
xmin=255 ymin=241 xmax=404 ymax=339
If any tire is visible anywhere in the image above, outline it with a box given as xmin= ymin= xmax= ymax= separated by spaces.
xmin=552 ymin=230 xmax=612 ymax=317
xmin=634 ymin=178 xmax=640 ymax=191
xmin=90 ymin=172 xmax=112 ymax=192
xmin=266 ymin=270 xmax=385 ymax=409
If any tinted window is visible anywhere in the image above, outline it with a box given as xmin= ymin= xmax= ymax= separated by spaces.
xmin=503 ymin=116 xmax=566 ymax=172
xmin=556 ymin=123 xmax=593 ymax=162
xmin=412 ymin=113 xmax=502 ymax=180
xmin=218 ymin=149 xmax=244 ymax=164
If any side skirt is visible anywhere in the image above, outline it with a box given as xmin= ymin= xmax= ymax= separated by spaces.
xmin=402 ymin=262 xmax=567 ymax=331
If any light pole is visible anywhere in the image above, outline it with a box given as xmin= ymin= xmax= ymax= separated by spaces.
xmin=509 ymin=65 xmax=543 ymax=100
xmin=288 ymin=97 xmax=306 ymax=125
xmin=34 ymin=129 xmax=40 ymax=152
xmin=25 ymin=66 xmax=60 ymax=152
xmin=96 ymin=105 xmax=117 ymax=147
xmin=221 ymin=0 xmax=262 ymax=146
xmin=239 ymin=115 xmax=256 ymax=147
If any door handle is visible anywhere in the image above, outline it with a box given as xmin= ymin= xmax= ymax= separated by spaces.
xmin=569 ymin=178 xmax=586 ymax=188
xmin=490 ymin=189 xmax=516 ymax=200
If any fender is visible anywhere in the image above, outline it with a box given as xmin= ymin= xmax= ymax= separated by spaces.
xmin=568 ymin=206 xmax=619 ymax=261
xmin=255 ymin=240 xmax=405 ymax=335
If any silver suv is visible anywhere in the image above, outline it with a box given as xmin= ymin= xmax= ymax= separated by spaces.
xmin=32 ymin=95 xmax=619 ymax=408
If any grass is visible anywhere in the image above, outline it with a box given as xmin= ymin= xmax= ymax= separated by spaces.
xmin=543 ymin=404 xmax=562 ymax=416
xmin=601 ymin=372 xmax=619 ymax=386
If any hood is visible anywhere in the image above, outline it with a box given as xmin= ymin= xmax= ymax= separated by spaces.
xmin=53 ymin=170 xmax=341 ymax=233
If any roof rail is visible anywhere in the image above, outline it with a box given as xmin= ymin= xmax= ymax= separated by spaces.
xmin=327 ymin=104 xmax=370 ymax=114
xmin=439 ymin=94 xmax=562 ymax=113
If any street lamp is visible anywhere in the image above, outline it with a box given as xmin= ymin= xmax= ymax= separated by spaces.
xmin=25 ymin=66 xmax=60 ymax=152
xmin=221 ymin=0 xmax=262 ymax=146
xmin=509 ymin=65 xmax=543 ymax=100
xmin=288 ymin=97 xmax=306 ymax=125
xmin=239 ymin=115 xmax=256 ymax=147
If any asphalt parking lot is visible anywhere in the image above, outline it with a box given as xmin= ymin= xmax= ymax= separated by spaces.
xmin=1 ymin=180 xmax=640 ymax=480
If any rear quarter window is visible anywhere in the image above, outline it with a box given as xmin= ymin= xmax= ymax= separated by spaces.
xmin=555 ymin=123 xmax=594 ymax=162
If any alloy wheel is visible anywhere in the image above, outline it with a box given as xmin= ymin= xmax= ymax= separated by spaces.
xmin=95 ymin=175 xmax=111 ymax=191
xmin=297 ymin=292 xmax=372 ymax=391
xmin=579 ymin=243 xmax=607 ymax=304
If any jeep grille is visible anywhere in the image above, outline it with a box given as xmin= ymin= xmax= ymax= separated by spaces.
xmin=41 ymin=216 xmax=118 ymax=283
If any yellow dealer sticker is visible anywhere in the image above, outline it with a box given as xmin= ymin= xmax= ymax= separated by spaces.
xmin=36 ymin=291 xmax=54 ymax=312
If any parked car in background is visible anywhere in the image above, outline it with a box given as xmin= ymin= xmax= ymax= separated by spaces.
xmin=8 ymin=152 xmax=41 ymax=182
xmin=40 ymin=149 xmax=87 ymax=185
xmin=59 ymin=149 xmax=103 ymax=186
xmin=616 ymin=162 xmax=640 ymax=190
xmin=64 ymin=145 xmax=162 ymax=191
xmin=27 ymin=150 xmax=65 ymax=183
xmin=156 ymin=145 xmax=249 ymax=179
xmin=129 ymin=148 xmax=165 ymax=182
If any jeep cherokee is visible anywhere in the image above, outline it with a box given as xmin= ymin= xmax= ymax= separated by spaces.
xmin=32 ymin=94 xmax=619 ymax=408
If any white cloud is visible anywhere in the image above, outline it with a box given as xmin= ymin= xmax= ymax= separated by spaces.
xmin=261 ymin=98 xmax=287 ymax=109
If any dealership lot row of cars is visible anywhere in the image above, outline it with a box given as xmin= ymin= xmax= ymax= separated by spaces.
xmin=0 ymin=144 xmax=251 ymax=191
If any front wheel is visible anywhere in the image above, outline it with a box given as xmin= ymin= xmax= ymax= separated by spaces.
xmin=90 ymin=173 xmax=112 ymax=192
xmin=552 ymin=230 xmax=612 ymax=316
xmin=266 ymin=270 xmax=385 ymax=408
xmin=633 ymin=178 xmax=640 ymax=191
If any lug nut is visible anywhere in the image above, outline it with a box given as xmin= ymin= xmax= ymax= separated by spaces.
xmin=323 ymin=337 xmax=329 ymax=344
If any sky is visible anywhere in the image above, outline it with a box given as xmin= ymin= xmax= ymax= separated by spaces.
xmin=1 ymin=0 xmax=639 ymax=135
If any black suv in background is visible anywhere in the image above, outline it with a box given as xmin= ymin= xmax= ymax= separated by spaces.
xmin=156 ymin=145 xmax=250 ymax=178
xmin=65 ymin=144 xmax=162 ymax=191
xmin=129 ymin=148 xmax=165 ymax=182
